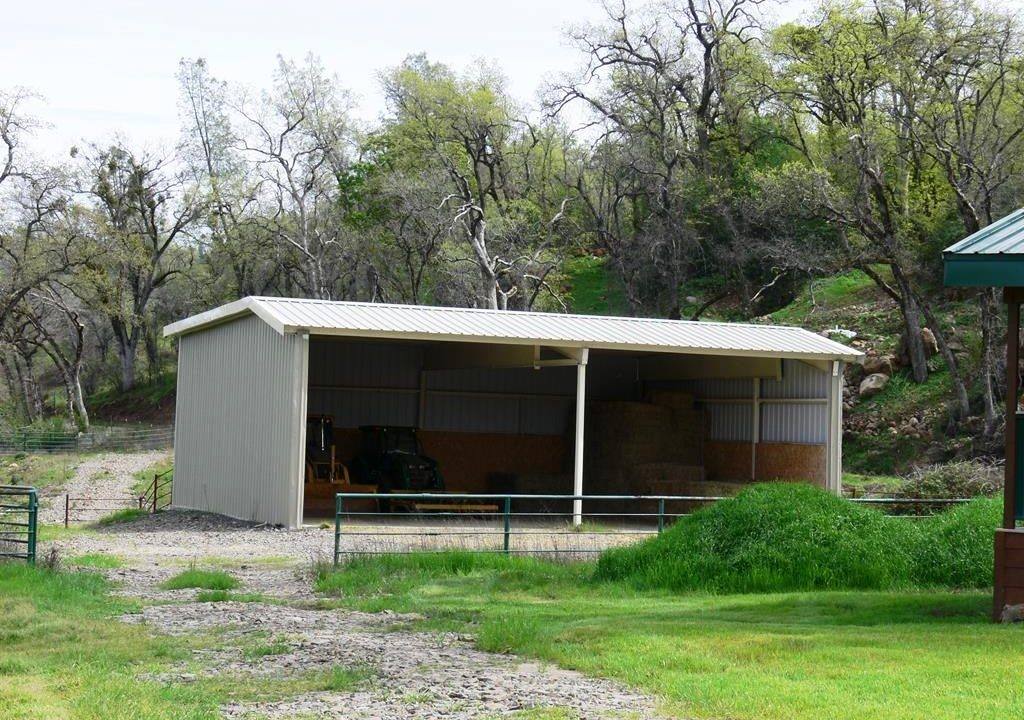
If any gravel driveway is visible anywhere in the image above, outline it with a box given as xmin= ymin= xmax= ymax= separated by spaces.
xmin=49 ymin=511 xmax=664 ymax=719
xmin=39 ymin=450 xmax=170 ymax=523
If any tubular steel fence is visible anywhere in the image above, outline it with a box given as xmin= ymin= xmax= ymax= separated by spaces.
xmin=0 ymin=485 xmax=37 ymax=564
xmin=142 ymin=468 xmax=173 ymax=514
xmin=58 ymin=469 xmax=172 ymax=526
xmin=0 ymin=425 xmax=174 ymax=454
xmin=331 ymin=492 xmax=975 ymax=564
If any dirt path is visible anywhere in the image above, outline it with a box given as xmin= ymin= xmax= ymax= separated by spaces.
xmin=50 ymin=512 xmax=664 ymax=719
xmin=39 ymin=450 xmax=170 ymax=523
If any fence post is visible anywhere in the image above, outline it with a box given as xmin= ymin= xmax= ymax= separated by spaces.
xmin=503 ymin=496 xmax=511 ymax=555
xmin=151 ymin=475 xmax=158 ymax=514
xmin=657 ymin=498 xmax=665 ymax=535
xmin=27 ymin=489 xmax=37 ymax=565
xmin=64 ymin=494 xmax=69 ymax=528
xmin=333 ymin=494 xmax=343 ymax=567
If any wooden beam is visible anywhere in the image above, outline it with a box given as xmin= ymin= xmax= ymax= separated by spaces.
xmin=1005 ymin=295 xmax=1020 ymax=529
xmin=638 ymin=355 xmax=782 ymax=381
xmin=751 ymin=378 xmax=760 ymax=481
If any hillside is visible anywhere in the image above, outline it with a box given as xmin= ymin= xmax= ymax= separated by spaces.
xmin=563 ymin=258 xmax=991 ymax=476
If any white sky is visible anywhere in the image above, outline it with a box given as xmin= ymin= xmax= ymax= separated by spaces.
xmin=4 ymin=0 xmax=620 ymax=158
xmin=8 ymin=0 xmax=955 ymax=159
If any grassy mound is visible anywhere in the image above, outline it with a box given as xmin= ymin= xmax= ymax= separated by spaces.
xmin=597 ymin=483 xmax=999 ymax=593
xmin=911 ymin=496 xmax=1001 ymax=588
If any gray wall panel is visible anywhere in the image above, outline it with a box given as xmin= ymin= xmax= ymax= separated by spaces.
xmin=307 ymin=388 xmax=417 ymax=427
xmin=760 ymin=403 xmax=827 ymax=443
xmin=708 ymin=403 xmax=753 ymax=442
xmin=174 ymin=315 xmax=305 ymax=527
xmin=761 ymin=360 xmax=828 ymax=399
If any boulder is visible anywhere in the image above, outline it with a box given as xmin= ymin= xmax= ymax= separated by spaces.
xmin=858 ymin=373 xmax=890 ymax=398
xmin=897 ymin=327 xmax=939 ymax=365
xmin=862 ymin=354 xmax=894 ymax=377
xmin=921 ymin=327 xmax=939 ymax=357
xmin=1000 ymin=604 xmax=1024 ymax=623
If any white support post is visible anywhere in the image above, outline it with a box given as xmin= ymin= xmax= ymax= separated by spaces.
xmin=826 ymin=360 xmax=844 ymax=494
xmin=573 ymin=348 xmax=589 ymax=527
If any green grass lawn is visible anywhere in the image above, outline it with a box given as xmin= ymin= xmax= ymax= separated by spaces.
xmin=317 ymin=554 xmax=1024 ymax=720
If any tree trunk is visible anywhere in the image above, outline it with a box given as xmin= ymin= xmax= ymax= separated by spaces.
xmin=917 ymin=293 xmax=971 ymax=421
xmin=13 ymin=351 xmax=43 ymax=422
xmin=118 ymin=342 xmax=137 ymax=392
xmin=891 ymin=264 xmax=929 ymax=383
xmin=980 ymin=288 xmax=1001 ymax=435
xmin=144 ymin=322 xmax=161 ymax=382
xmin=71 ymin=374 xmax=89 ymax=432
xmin=0 ymin=352 xmax=27 ymax=421
xmin=111 ymin=318 xmax=139 ymax=392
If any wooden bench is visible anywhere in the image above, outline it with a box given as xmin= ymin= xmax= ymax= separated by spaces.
xmin=390 ymin=499 xmax=500 ymax=515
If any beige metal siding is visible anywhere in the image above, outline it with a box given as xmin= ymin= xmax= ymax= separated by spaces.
xmin=173 ymin=314 xmax=307 ymax=528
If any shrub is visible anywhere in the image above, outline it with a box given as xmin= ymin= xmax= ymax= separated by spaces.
xmin=597 ymin=483 xmax=919 ymax=593
xmin=911 ymin=496 xmax=1001 ymax=588
xmin=597 ymin=484 xmax=1003 ymax=594
xmin=900 ymin=461 xmax=1001 ymax=500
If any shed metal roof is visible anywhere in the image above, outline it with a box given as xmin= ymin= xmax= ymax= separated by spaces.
xmin=943 ymin=208 xmax=1024 ymax=287
xmin=164 ymin=296 xmax=861 ymax=361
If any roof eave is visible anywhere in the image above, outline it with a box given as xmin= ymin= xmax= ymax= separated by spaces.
xmin=943 ymin=253 xmax=1024 ymax=288
xmin=278 ymin=324 xmax=862 ymax=362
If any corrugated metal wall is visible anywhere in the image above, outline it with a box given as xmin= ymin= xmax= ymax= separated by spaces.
xmin=308 ymin=339 xmax=576 ymax=435
xmin=685 ymin=360 xmax=828 ymax=444
xmin=174 ymin=315 xmax=306 ymax=527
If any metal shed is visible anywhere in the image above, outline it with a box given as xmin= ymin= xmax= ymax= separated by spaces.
xmin=944 ymin=209 xmax=1024 ymax=619
xmin=164 ymin=297 xmax=861 ymax=528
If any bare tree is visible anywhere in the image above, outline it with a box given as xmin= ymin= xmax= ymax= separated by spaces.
xmin=81 ymin=143 xmax=202 ymax=391
xmin=232 ymin=55 xmax=358 ymax=300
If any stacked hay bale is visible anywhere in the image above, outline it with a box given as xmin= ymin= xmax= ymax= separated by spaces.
xmin=586 ymin=391 xmax=709 ymax=495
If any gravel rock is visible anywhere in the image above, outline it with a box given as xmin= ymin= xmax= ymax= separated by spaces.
xmin=128 ymin=601 xmax=657 ymax=719
xmin=39 ymin=450 xmax=170 ymax=523
xmin=49 ymin=508 xmax=663 ymax=719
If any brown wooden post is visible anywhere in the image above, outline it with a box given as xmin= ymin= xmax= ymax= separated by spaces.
xmin=1004 ymin=289 xmax=1021 ymax=530
xmin=151 ymin=474 xmax=158 ymax=514
xmin=995 ymin=531 xmax=1007 ymax=620
xmin=64 ymin=494 xmax=69 ymax=528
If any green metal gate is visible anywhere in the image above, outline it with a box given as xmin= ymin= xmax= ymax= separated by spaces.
xmin=0 ymin=485 xmax=38 ymax=564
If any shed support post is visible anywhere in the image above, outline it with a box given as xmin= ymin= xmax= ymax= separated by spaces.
xmin=1004 ymin=292 xmax=1020 ymax=529
xmin=573 ymin=348 xmax=589 ymax=527
xmin=825 ymin=360 xmax=843 ymax=494
xmin=751 ymin=378 xmax=760 ymax=481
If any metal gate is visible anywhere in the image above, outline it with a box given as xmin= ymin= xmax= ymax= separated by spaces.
xmin=0 ymin=485 xmax=38 ymax=564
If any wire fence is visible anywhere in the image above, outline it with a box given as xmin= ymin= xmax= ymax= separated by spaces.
xmin=331 ymin=492 xmax=974 ymax=564
xmin=0 ymin=485 xmax=37 ymax=563
xmin=0 ymin=425 xmax=174 ymax=454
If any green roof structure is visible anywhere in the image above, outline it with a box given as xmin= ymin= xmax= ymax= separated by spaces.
xmin=943 ymin=208 xmax=1024 ymax=287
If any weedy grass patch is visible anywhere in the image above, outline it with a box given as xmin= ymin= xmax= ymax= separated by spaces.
xmin=162 ymin=568 xmax=240 ymax=591
xmin=95 ymin=508 xmax=149 ymax=527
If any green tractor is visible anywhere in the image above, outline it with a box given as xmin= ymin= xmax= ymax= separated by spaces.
xmin=349 ymin=426 xmax=444 ymax=495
